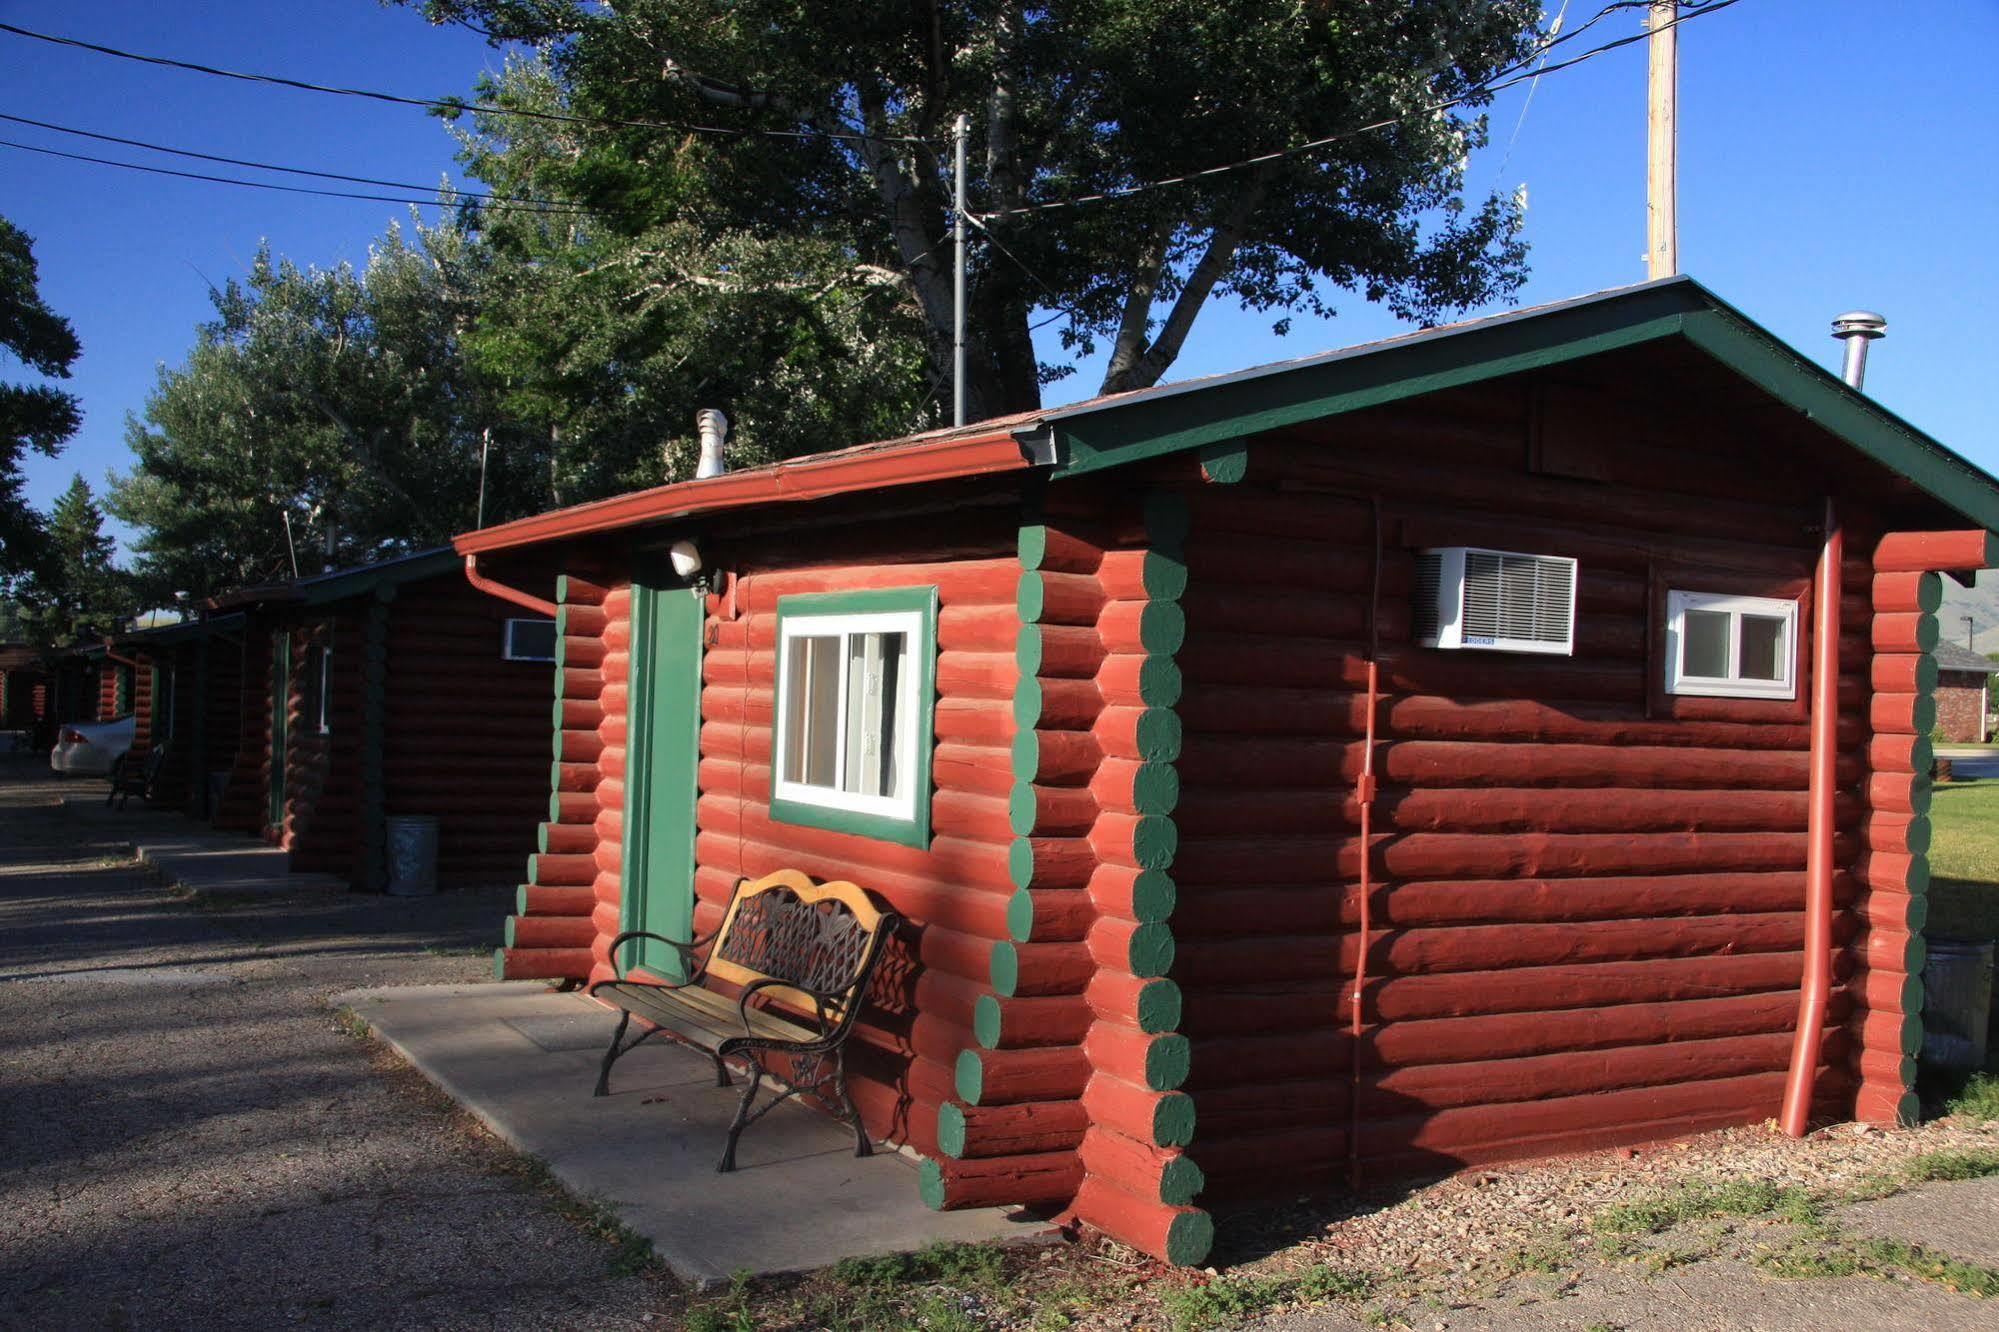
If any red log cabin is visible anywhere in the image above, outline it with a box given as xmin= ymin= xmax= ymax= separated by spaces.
xmin=117 ymin=549 xmax=557 ymax=891
xmin=453 ymin=278 xmax=1996 ymax=1266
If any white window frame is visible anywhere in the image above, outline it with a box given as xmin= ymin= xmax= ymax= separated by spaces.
xmin=771 ymin=608 xmax=925 ymax=825
xmin=314 ymin=647 xmax=333 ymax=734
xmin=1664 ymin=589 xmax=1799 ymax=700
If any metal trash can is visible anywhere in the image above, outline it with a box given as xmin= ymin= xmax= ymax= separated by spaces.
xmin=1922 ymin=938 xmax=1996 ymax=1070
xmin=385 ymin=815 xmax=440 ymax=897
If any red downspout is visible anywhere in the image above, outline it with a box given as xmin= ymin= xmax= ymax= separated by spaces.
xmin=462 ymin=553 xmax=558 ymax=618
xmin=105 ymin=649 xmax=145 ymax=672
xmin=1348 ymin=497 xmax=1383 ymax=1187
xmin=1780 ymin=495 xmax=1841 ymax=1137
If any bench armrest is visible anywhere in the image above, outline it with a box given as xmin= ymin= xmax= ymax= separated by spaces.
xmin=606 ymin=927 xmax=718 ymax=983
xmin=734 ymin=976 xmax=847 ymax=1043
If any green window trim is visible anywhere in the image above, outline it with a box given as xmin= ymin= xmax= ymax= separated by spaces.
xmin=769 ymin=585 xmax=939 ymax=849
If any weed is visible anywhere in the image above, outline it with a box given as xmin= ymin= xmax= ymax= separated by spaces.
xmin=1295 ymin=1265 xmax=1375 ymax=1302
xmin=1642 ymin=1247 xmax=1696 ymax=1275
xmin=1583 ymin=1324 xmax=1622 ymax=1332
xmin=1903 ymin=1147 xmax=1999 ymax=1182
xmin=1159 ymin=1274 xmax=1291 ymax=1331
xmin=330 ymin=1009 xmax=371 ymax=1040
xmin=1496 ymin=1240 xmax=1570 ymax=1276
xmin=1946 ymin=1072 xmax=1999 ymax=1120
xmin=830 ymin=1241 xmax=1006 ymax=1292
xmin=685 ymin=1272 xmax=760 ymax=1332
xmin=1854 ymin=1236 xmax=1999 ymax=1298
xmin=1590 ymin=1178 xmax=1817 ymax=1236
xmin=422 ymin=943 xmax=492 ymax=958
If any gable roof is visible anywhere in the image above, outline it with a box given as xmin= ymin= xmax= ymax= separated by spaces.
xmin=455 ymin=275 xmax=1999 ymax=555
xmin=1932 ymin=639 xmax=1995 ymax=674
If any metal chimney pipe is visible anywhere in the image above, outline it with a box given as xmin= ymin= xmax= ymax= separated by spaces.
xmin=1830 ymin=310 xmax=1887 ymax=389
xmin=695 ymin=408 xmax=729 ymax=479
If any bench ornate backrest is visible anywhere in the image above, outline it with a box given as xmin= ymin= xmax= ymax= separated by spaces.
xmin=705 ymin=869 xmax=896 ymax=1024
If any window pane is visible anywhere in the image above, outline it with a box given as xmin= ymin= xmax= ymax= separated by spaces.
xmin=783 ymin=635 xmax=841 ymax=788
xmin=843 ymin=631 xmax=905 ymax=798
xmin=1681 ymin=609 xmax=1731 ymax=678
xmin=1739 ymin=614 xmax=1786 ymax=681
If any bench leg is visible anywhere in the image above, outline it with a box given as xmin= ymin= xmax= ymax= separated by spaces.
xmin=593 ymin=1011 xmax=633 ymax=1097
xmin=710 ymin=1049 xmax=732 ymax=1088
xmin=834 ymin=1048 xmax=871 ymax=1158
xmin=718 ymin=1066 xmax=763 ymax=1173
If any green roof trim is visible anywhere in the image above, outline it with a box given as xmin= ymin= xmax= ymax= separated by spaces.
xmin=1032 ymin=276 xmax=1999 ymax=533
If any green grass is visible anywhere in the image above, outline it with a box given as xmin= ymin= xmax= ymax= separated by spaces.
xmin=1156 ymin=1265 xmax=1377 ymax=1332
xmin=1590 ymin=1179 xmax=1821 ymax=1236
xmin=1902 ymin=1146 xmax=1999 ymax=1181
xmin=1926 ymin=776 xmax=1999 ymax=939
xmin=1944 ymin=1074 xmax=1999 ymax=1120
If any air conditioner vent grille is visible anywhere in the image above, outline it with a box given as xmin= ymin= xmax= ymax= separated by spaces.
xmin=1412 ymin=546 xmax=1577 ymax=655
xmin=1461 ymin=550 xmax=1574 ymax=647
xmin=1412 ymin=551 xmax=1444 ymax=642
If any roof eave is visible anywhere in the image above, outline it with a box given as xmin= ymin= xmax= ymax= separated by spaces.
xmin=454 ymin=428 xmax=1035 ymax=555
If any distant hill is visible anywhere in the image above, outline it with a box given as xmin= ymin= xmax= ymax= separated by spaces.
xmin=1940 ymin=572 xmax=1999 ymax=656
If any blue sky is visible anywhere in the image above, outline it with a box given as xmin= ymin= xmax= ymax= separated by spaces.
xmin=4 ymin=1 xmax=1996 ymax=557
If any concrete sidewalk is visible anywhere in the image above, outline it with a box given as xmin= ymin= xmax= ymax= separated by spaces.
xmin=53 ymin=774 xmax=346 ymax=897
xmin=336 ymin=982 xmax=1044 ymax=1285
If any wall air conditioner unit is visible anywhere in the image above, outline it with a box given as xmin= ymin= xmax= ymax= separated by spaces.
xmin=1413 ymin=546 xmax=1577 ymax=655
xmin=503 ymin=617 xmax=558 ymax=662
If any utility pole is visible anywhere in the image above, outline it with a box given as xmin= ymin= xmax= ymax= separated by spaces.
xmin=1966 ymin=616 xmax=1976 ymax=651
xmin=952 ymin=113 xmax=969 ymax=428
xmin=1645 ymin=1 xmax=1678 ymax=278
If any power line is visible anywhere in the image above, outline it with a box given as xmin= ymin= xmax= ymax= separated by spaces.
xmin=0 ymin=137 xmax=586 ymax=213
xmin=0 ymin=19 xmax=934 ymax=147
xmin=0 ymin=110 xmax=597 ymax=213
xmin=973 ymin=0 xmax=1742 ymax=221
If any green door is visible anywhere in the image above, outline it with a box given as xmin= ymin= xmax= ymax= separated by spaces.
xmin=619 ymin=558 xmax=705 ymax=979
xmin=268 ymin=630 xmax=290 ymax=831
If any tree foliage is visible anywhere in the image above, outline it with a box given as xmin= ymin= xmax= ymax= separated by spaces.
xmin=0 ymin=216 xmax=82 ymax=585
xmin=16 ymin=474 xmax=132 ymax=648
xmin=412 ymin=0 xmax=1542 ymax=417
xmin=108 ymin=220 xmax=537 ymax=597
xmin=457 ymin=57 xmax=936 ymax=502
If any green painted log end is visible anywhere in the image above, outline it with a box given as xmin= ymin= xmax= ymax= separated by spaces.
xmin=989 ymin=941 xmax=1021 ymax=998
xmin=1163 ymin=1209 xmax=1214 ymax=1267
xmin=953 ymin=1049 xmax=985 ymax=1106
xmin=1017 ymin=524 xmax=1050 ymax=571
xmin=491 ymin=948 xmax=508 ymax=981
xmin=972 ymin=994 xmax=1004 ymax=1049
xmin=1145 ymin=1033 xmax=1192 ymax=1091
xmin=1132 ymin=815 xmax=1179 ymax=870
xmin=1130 ymin=868 xmax=1177 ymax=922
xmin=1138 ymin=600 xmax=1187 ymax=656
xmin=1152 ymin=1090 xmax=1196 ymax=1147
xmin=1136 ymin=657 xmax=1183 ymax=709
xmin=504 ymin=916 xmax=519 ymax=949
xmin=1133 ymin=708 xmax=1183 ymax=762
xmin=1006 ymin=840 xmax=1035 ymax=892
xmin=1159 ymin=1154 xmax=1205 ymax=1208
xmin=1128 ymin=922 xmax=1177 ymax=978
xmin=1004 ymin=888 xmax=1037 ymax=944
xmin=1016 ymin=570 xmax=1047 ymax=624
xmin=1134 ymin=978 xmax=1183 ymax=1034
xmin=1009 ymin=729 xmax=1040 ymax=784
xmin=917 ymin=1156 xmax=948 ymax=1210
xmin=1015 ymin=623 xmax=1044 ymax=678
xmin=1012 ymin=678 xmax=1044 ymax=731
xmin=936 ymin=1102 xmax=970 ymax=1158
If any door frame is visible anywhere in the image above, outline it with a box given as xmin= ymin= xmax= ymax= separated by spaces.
xmin=618 ymin=559 xmax=705 ymax=979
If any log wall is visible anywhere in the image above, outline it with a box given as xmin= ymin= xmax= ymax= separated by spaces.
xmin=375 ymin=575 xmax=552 ymax=890
xmin=1171 ymin=383 xmax=1879 ymax=1200
xmin=283 ymin=615 xmax=364 ymax=873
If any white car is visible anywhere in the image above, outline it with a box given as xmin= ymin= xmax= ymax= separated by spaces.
xmin=51 ymin=715 xmax=137 ymax=777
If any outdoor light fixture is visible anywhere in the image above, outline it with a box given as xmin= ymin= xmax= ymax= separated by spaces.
xmin=668 ymin=538 xmax=704 ymax=582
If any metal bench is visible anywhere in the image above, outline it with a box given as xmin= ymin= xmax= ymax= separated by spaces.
xmin=589 ymin=868 xmax=901 ymax=1172
xmin=106 ymin=743 xmax=167 ymax=809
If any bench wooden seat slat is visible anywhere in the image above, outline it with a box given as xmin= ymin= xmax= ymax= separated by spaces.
xmin=586 ymin=869 xmax=901 ymax=1172
xmin=592 ymin=980 xmax=816 ymax=1047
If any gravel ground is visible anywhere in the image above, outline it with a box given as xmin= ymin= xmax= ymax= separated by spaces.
xmin=0 ymin=763 xmax=673 ymax=1330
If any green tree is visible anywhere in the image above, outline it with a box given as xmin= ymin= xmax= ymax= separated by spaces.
xmin=109 ymin=218 xmax=537 ymax=596
xmin=453 ymin=56 xmax=936 ymax=497
xmin=0 ymin=216 xmax=82 ymax=584
xmin=412 ymin=0 xmax=1540 ymax=418
xmin=18 ymin=474 xmax=132 ymax=647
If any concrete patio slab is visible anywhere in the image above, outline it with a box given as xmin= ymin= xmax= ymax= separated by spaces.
xmin=51 ymin=777 xmax=349 ymax=898
xmin=335 ymin=981 xmax=1046 ymax=1286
